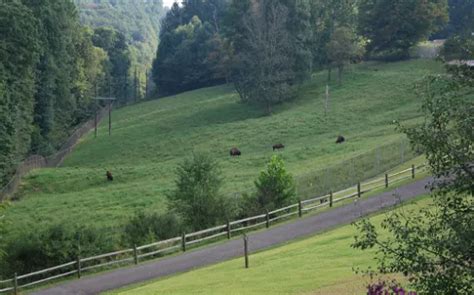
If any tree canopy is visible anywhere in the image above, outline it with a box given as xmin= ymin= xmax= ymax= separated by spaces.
xmin=353 ymin=65 xmax=474 ymax=294
xmin=358 ymin=0 xmax=448 ymax=60
xmin=0 ymin=0 xmax=116 ymax=185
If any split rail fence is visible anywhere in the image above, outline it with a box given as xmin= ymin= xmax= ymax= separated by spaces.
xmin=0 ymin=164 xmax=426 ymax=294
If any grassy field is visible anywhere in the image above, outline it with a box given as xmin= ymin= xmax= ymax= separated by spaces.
xmin=3 ymin=60 xmax=442 ymax=242
xmin=110 ymin=196 xmax=431 ymax=295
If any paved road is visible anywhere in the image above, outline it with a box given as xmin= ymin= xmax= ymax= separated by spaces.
xmin=33 ymin=177 xmax=432 ymax=295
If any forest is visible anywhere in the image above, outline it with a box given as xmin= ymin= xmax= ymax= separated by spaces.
xmin=0 ymin=0 xmax=166 ymax=187
xmin=152 ymin=0 xmax=472 ymax=111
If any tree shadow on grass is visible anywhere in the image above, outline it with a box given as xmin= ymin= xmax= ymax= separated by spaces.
xmin=176 ymin=99 xmax=266 ymax=127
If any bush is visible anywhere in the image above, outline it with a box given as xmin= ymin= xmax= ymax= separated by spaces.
xmin=122 ymin=211 xmax=182 ymax=247
xmin=250 ymin=155 xmax=296 ymax=213
xmin=0 ymin=224 xmax=116 ymax=278
xmin=440 ymin=35 xmax=474 ymax=61
xmin=167 ymin=153 xmax=227 ymax=231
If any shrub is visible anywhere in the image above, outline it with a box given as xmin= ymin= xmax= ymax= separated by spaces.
xmin=0 ymin=224 xmax=116 ymax=278
xmin=167 ymin=153 xmax=227 ymax=231
xmin=251 ymin=155 xmax=296 ymax=213
xmin=122 ymin=211 xmax=182 ymax=247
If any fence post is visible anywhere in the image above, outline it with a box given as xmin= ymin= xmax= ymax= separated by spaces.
xmin=385 ymin=173 xmax=389 ymax=188
xmin=265 ymin=210 xmax=270 ymax=228
xmin=76 ymin=256 xmax=81 ymax=279
xmin=243 ymin=234 xmax=249 ymax=269
xmin=226 ymin=220 xmax=231 ymax=239
xmin=329 ymin=191 xmax=333 ymax=207
xmin=298 ymin=199 xmax=302 ymax=217
xmin=411 ymin=164 xmax=415 ymax=179
xmin=357 ymin=182 xmax=361 ymax=198
xmin=13 ymin=273 xmax=18 ymax=295
xmin=133 ymin=245 xmax=138 ymax=265
xmin=181 ymin=233 xmax=186 ymax=252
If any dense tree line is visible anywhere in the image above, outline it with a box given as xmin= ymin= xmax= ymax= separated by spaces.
xmin=152 ymin=0 xmax=231 ymax=96
xmin=358 ymin=0 xmax=448 ymax=60
xmin=73 ymin=0 xmax=166 ymax=98
xmin=0 ymin=0 xmax=132 ymax=186
xmin=152 ymin=0 xmax=451 ymax=112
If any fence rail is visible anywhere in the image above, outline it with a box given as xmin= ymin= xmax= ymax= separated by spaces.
xmin=0 ymin=163 xmax=427 ymax=294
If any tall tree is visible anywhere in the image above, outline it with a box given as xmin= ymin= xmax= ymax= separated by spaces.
xmin=152 ymin=0 xmax=230 ymax=96
xmin=92 ymin=27 xmax=131 ymax=104
xmin=0 ymin=0 xmax=40 ymax=181
xmin=230 ymin=0 xmax=313 ymax=113
xmin=326 ymin=26 xmax=364 ymax=84
xmin=1 ymin=0 xmax=108 ymax=185
xmin=358 ymin=0 xmax=448 ymax=60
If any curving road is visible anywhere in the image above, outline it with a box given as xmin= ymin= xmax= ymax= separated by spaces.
xmin=33 ymin=177 xmax=432 ymax=295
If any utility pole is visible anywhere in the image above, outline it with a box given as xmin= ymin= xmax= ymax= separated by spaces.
xmin=108 ymin=100 xmax=112 ymax=136
xmin=145 ymin=69 xmax=149 ymax=99
xmin=93 ymin=79 xmax=115 ymax=138
xmin=94 ymin=82 xmax=98 ymax=138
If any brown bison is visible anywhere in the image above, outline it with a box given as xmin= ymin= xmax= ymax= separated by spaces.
xmin=230 ymin=147 xmax=241 ymax=157
xmin=106 ymin=170 xmax=114 ymax=181
xmin=336 ymin=135 xmax=345 ymax=144
xmin=273 ymin=143 xmax=285 ymax=151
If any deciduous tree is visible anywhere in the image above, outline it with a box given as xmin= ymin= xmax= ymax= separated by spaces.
xmin=352 ymin=65 xmax=474 ymax=294
xmin=358 ymin=0 xmax=448 ymax=60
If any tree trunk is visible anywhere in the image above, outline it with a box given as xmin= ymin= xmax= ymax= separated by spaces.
xmin=327 ymin=67 xmax=332 ymax=82
xmin=266 ymin=101 xmax=272 ymax=115
xmin=338 ymin=66 xmax=343 ymax=85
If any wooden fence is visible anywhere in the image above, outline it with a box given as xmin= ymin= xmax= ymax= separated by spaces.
xmin=0 ymin=164 xmax=426 ymax=294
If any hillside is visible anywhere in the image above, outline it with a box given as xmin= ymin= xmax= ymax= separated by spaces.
xmin=4 ymin=60 xmax=442 ymax=242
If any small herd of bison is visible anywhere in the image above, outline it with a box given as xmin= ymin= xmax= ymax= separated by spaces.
xmin=107 ymin=135 xmax=345 ymax=181
xmin=230 ymin=135 xmax=345 ymax=156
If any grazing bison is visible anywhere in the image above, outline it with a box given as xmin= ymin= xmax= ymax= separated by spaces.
xmin=106 ymin=171 xmax=114 ymax=181
xmin=273 ymin=143 xmax=285 ymax=151
xmin=230 ymin=147 xmax=241 ymax=157
xmin=336 ymin=135 xmax=345 ymax=144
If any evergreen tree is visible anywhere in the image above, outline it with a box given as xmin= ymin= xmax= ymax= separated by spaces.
xmin=0 ymin=0 xmax=108 ymax=184
xmin=0 ymin=0 xmax=40 ymax=182
xmin=152 ymin=0 xmax=230 ymax=96
xmin=92 ymin=27 xmax=132 ymax=103
xmin=310 ymin=0 xmax=358 ymax=73
xmin=230 ymin=0 xmax=310 ymax=113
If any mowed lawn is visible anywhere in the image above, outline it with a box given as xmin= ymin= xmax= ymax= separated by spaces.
xmin=110 ymin=196 xmax=431 ymax=295
xmin=4 ymin=60 xmax=442 ymax=242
